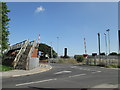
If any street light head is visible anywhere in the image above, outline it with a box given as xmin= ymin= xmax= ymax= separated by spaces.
xmin=106 ymin=29 xmax=110 ymax=32
xmin=98 ymin=33 xmax=100 ymax=35
xmin=104 ymin=33 xmax=106 ymax=36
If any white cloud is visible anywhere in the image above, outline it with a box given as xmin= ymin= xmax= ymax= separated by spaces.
xmin=35 ymin=6 xmax=45 ymax=13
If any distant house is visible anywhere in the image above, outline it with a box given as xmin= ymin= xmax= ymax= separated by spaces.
xmin=39 ymin=51 xmax=49 ymax=60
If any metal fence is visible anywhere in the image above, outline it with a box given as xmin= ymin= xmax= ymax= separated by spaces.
xmin=86 ymin=55 xmax=119 ymax=66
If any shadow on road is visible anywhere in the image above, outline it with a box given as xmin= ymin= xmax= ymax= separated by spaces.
xmin=28 ymin=86 xmax=58 ymax=90
xmin=28 ymin=86 xmax=88 ymax=90
xmin=28 ymin=86 xmax=119 ymax=90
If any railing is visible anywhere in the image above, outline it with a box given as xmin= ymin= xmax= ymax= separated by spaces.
xmin=26 ymin=40 xmax=37 ymax=70
xmin=25 ymin=40 xmax=37 ymax=70
xmin=12 ymin=40 xmax=29 ymax=68
xmin=86 ymin=55 xmax=119 ymax=66
xmin=3 ymin=40 xmax=27 ymax=54
xmin=8 ymin=40 xmax=27 ymax=51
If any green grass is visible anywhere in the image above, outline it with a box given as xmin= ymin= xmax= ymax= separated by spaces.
xmin=106 ymin=64 xmax=119 ymax=68
xmin=57 ymin=58 xmax=77 ymax=64
xmin=0 ymin=65 xmax=13 ymax=72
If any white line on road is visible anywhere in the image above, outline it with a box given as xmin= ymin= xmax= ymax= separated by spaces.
xmin=83 ymin=69 xmax=87 ymax=70
xmin=97 ymin=71 xmax=101 ymax=72
xmin=16 ymin=78 xmax=57 ymax=87
xmin=69 ymin=74 xmax=86 ymax=78
xmin=92 ymin=71 xmax=101 ymax=73
xmin=54 ymin=71 xmax=72 ymax=75
xmin=71 ymin=66 xmax=77 ymax=68
xmin=79 ymin=68 xmax=83 ymax=69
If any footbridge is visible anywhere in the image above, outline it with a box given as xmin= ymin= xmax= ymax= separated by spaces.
xmin=3 ymin=40 xmax=38 ymax=70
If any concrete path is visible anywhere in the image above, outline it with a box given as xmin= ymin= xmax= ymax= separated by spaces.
xmin=2 ymin=64 xmax=52 ymax=78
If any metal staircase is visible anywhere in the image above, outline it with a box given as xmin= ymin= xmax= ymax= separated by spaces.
xmin=12 ymin=40 xmax=29 ymax=69
xmin=26 ymin=40 xmax=37 ymax=70
xmin=14 ymin=40 xmax=37 ymax=70
xmin=3 ymin=40 xmax=37 ymax=70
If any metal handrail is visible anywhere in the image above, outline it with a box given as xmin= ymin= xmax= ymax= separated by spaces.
xmin=25 ymin=40 xmax=37 ymax=70
xmin=12 ymin=40 xmax=29 ymax=68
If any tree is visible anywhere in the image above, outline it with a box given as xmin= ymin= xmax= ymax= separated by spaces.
xmin=109 ymin=52 xmax=117 ymax=56
xmin=74 ymin=55 xmax=85 ymax=62
xmin=0 ymin=2 xmax=10 ymax=54
xmin=100 ymin=52 xmax=105 ymax=55
xmin=38 ymin=43 xmax=57 ymax=58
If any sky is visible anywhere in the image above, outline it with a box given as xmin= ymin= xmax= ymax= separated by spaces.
xmin=7 ymin=2 xmax=118 ymax=56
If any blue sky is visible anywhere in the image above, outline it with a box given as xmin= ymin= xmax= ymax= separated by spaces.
xmin=7 ymin=2 xmax=118 ymax=56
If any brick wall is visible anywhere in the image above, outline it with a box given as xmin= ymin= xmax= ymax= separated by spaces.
xmin=31 ymin=49 xmax=38 ymax=57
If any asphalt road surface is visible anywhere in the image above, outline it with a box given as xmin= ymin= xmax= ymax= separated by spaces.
xmin=2 ymin=64 xmax=119 ymax=89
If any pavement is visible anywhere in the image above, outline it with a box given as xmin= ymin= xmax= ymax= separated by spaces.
xmin=2 ymin=63 xmax=52 ymax=78
xmin=2 ymin=64 xmax=119 ymax=88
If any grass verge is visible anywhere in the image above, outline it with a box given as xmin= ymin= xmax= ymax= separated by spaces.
xmin=57 ymin=58 xmax=77 ymax=64
xmin=106 ymin=64 xmax=119 ymax=68
xmin=0 ymin=65 xmax=13 ymax=72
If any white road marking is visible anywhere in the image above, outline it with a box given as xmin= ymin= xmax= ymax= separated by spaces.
xmin=92 ymin=70 xmax=101 ymax=73
xmin=12 ymin=75 xmax=21 ymax=77
xmin=83 ymin=69 xmax=87 ymax=70
xmin=92 ymin=84 xmax=118 ymax=88
xmin=106 ymin=68 xmax=118 ymax=70
xmin=54 ymin=71 xmax=72 ymax=75
xmin=69 ymin=74 xmax=86 ymax=78
xmin=71 ymin=66 xmax=77 ymax=68
xmin=97 ymin=71 xmax=101 ymax=72
xmin=16 ymin=78 xmax=57 ymax=86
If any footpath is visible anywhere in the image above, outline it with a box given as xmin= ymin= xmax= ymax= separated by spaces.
xmin=1 ymin=64 xmax=52 ymax=78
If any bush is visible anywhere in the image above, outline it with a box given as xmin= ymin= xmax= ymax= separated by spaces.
xmin=74 ymin=55 xmax=85 ymax=62
xmin=106 ymin=64 xmax=119 ymax=68
xmin=97 ymin=62 xmax=106 ymax=67
xmin=109 ymin=52 xmax=117 ymax=56
xmin=60 ymin=56 xmax=70 ymax=58
xmin=0 ymin=65 xmax=13 ymax=72
xmin=100 ymin=53 xmax=105 ymax=55
xmin=118 ymin=53 xmax=120 ymax=56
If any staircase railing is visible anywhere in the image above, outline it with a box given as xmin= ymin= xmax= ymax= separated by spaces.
xmin=3 ymin=40 xmax=27 ymax=54
xmin=12 ymin=40 xmax=29 ymax=68
xmin=25 ymin=40 xmax=37 ymax=70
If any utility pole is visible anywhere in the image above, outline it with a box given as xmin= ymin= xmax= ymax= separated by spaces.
xmin=106 ymin=29 xmax=110 ymax=54
xmin=84 ymin=38 xmax=87 ymax=54
xmin=98 ymin=33 xmax=101 ymax=55
xmin=50 ymin=42 xmax=53 ymax=58
xmin=118 ymin=30 xmax=120 ymax=53
xmin=38 ymin=34 xmax=40 ymax=44
xmin=57 ymin=37 xmax=59 ymax=57
xmin=104 ymin=33 xmax=107 ymax=55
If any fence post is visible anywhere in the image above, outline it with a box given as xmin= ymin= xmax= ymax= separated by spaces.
xmin=105 ymin=55 xmax=108 ymax=66
xmin=118 ymin=55 xmax=120 ymax=68
xmin=86 ymin=58 xmax=88 ymax=65
xmin=94 ymin=56 xmax=96 ymax=65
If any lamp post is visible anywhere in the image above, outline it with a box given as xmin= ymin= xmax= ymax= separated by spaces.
xmin=84 ymin=38 xmax=87 ymax=54
xmin=118 ymin=30 xmax=120 ymax=54
xmin=106 ymin=29 xmax=110 ymax=54
xmin=98 ymin=33 xmax=101 ymax=55
xmin=57 ymin=37 xmax=59 ymax=57
xmin=50 ymin=42 xmax=53 ymax=58
xmin=104 ymin=33 xmax=107 ymax=55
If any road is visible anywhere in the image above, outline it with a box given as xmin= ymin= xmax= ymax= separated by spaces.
xmin=2 ymin=64 xmax=119 ymax=89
